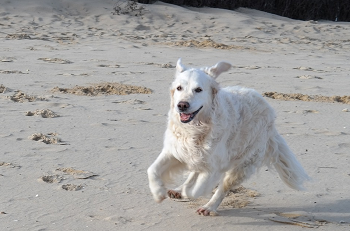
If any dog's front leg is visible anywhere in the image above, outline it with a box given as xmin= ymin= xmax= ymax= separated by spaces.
xmin=197 ymin=181 xmax=226 ymax=216
xmin=147 ymin=151 xmax=182 ymax=203
xmin=168 ymin=171 xmax=199 ymax=199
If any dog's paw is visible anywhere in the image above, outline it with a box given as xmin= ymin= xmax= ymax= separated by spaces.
xmin=154 ymin=194 xmax=166 ymax=203
xmin=151 ymin=188 xmax=167 ymax=203
xmin=196 ymin=207 xmax=218 ymax=216
xmin=167 ymin=190 xmax=182 ymax=199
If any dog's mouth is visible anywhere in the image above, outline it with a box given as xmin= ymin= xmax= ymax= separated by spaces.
xmin=179 ymin=106 xmax=203 ymax=123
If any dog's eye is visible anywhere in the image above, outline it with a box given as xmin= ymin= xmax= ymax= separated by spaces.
xmin=177 ymin=86 xmax=182 ymax=91
xmin=195 ymin=87 xmax=202 ymax=93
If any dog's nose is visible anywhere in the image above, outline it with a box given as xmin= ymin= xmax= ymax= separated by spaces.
xmin=177 ymin=101 xmax=190 ymax=112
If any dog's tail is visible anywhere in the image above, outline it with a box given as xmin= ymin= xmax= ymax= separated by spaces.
xmin=265 ymin=131 xmax=310 ymax=190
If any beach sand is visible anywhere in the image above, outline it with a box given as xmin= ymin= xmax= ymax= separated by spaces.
xmin=0 ymin=0 xmax=349 ymax=230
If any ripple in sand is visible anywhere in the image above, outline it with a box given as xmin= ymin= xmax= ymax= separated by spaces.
xmin=269 ymin=212 xmax=328 ymax=228
xmin=263 ymin=92 xmax=350 ymax=104
xmin=166 ymin=39 xmax=254 ymax=50
xmin=52 ymin=82 xmax=152 ymax=96
xmin=6 ymin=33 xmax=31 ymax=40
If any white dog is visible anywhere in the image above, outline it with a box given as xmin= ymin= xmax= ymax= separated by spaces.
xmin=147 ymin=59 xmax=309 ymax=216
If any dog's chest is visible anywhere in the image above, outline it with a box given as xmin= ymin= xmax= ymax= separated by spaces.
xmin=170 ymin=125 xmax=211 ymax=170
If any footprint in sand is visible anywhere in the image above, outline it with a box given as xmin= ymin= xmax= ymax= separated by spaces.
xmin=40 ymin=167 xmax=97 ymax=191
xmin=54 ymin=35 xmax=77 ymax=44
xmin=56 ymin=167 xmax=98 ymax=179
xmin=8 ymin=91 xmax=46 ymax=103
xmin=283 ymin=109 xmax=319 ymax=114
xmin=1 ymin=57 xmax=15 ymax=62
xmin=25 ymin=109 xmax=59 ymax=118
xmin=38 ymin=57 xmax=73 ymax=64
xmin=0 ymin=161 xmax=21 ymax=169
xmin=293 ymin=66 xmax=327 ymax=73
xmin=112 ymin=99 xmax=152 ymax=111
xmin=57 ymin=73 xmax=90 ymax=77
xmin=236 ymin=65 xmax=261 ymax=70
xmin=293 ymin=66 xmax=314 ymax=71
xmin=296 ymin=75 xmax=323 ymax=79
xmin=0 ymin=70 xmax=28 ymax=74
xmin=97 ymin=64 xmax=120 ymax=68
xmin=40 ymin=174 xmax=63 ymax=183
xmin=142 ymin=62 xmax=175 ymax=68
xmin=29 ymin=133 xmax=64 ymax=144
xmin=113 ymin=99 xmax=145 ymax=105
xmin=104 ymin=215 xmax=133 ymax=225
xmin=61 ymin=184 xmax=83 ymax=191
xmin=302 ymin=109 xmax=319 ymax=114
xmin=0 ymin=84 xmax=6 ymax=93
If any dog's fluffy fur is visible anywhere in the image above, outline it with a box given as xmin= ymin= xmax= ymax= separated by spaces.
xmin=147 ymin=59 xmax=309 ymax=216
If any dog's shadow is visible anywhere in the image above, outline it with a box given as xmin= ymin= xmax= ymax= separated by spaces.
xmin=216 ymin=198 xmax=350 ymax=227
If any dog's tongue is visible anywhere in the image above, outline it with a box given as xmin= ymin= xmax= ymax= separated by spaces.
xmin=180 ymin=113 xmax=191 ymax=121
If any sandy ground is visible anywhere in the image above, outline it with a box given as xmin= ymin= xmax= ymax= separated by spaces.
xmin=1 ymin=0 xmax=350 ymax=230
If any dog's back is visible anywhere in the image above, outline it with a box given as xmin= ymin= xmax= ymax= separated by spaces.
xmin=212 ymin=86 xmax=276 ymax=161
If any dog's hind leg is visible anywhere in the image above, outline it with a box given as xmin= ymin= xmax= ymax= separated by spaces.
xmin=196 ymin=169 xmax=246 ymax=216
xmin=182 ymin=171 xmax=222 ymax=200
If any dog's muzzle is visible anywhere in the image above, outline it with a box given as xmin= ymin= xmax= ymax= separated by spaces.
xmin=179 ymin=106 xmax=203 ymax=123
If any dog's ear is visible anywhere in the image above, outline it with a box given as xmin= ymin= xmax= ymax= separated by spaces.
xmin=176 ymin=58 xmax=186 ymax=73
xmin=211 ymin=81 xmax=219 ymax=101
xmin=204 ymin=62 xmax=232 ymax=79
xmin=212 ymin=86 xmax=218 ymax=99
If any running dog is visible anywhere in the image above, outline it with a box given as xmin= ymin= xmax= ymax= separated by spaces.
xmin=147 ymin=59 xmax=309 ymax=216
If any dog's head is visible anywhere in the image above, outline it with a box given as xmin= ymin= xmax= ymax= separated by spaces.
xmin=170 ymin=58 xmax=231 ymax=124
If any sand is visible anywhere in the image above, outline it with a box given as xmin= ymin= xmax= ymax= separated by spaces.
xmin=0 ymin=0 xmax=349 ymax=230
